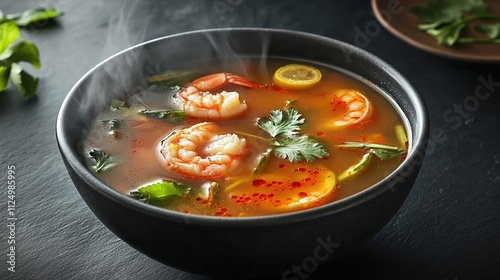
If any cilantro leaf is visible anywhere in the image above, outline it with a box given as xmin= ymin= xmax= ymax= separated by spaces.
xmin=272 ymin=136 xmax=329 ymax=162
xmin=409 ymin=0 xmax=500 ymax=46
xmin=254 ymin=108 xmax=329 ymax=166
xmin=129 ymin=181 xmax=189 ymax=206
xmin=426 ymin=19 xmax=466 ymax=46
xmin=475 ymin=23 xmax=500 ymax=39
xmin=89 ymin=149 xmax=114 ymax=173
xmin=410 ymin=0 xmax=489 ymax=24
xmin=257 ymin=107 xmax=304 ymax=137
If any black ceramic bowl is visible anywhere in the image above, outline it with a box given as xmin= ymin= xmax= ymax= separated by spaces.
xmin=56 ymin=28 xmax=428 ymax=278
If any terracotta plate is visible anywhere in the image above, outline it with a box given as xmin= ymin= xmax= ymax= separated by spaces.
xmin=371 ymin=0 xmax=500 ymax=63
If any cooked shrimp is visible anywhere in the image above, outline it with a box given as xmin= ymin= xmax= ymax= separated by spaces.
xmin=160 ymin=122 xmax=247 ymax=178
xmin=174 ymin=73 xmax=258 ymax=119
xmin=332 ymin=89 xmax=372 ymax=126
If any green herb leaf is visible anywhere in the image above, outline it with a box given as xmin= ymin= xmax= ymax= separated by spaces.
xmin=129 ymin=181 xmax=189 ymax=206
xmin=409 ymin=0 xmax=500 ymax=46
xmin=0 ymin=40 xmax=40 ymax=69
xmin=370 ymin=148 xmax=406 ymax=160
xmin=89 ymin=149 xmax=114 ymax=173
xmin=338 ymin=152 xmax=372 ymax=181
xmin=255 ymin=107 xmax=329 ymax=164
xmin=273 ymin=136 xmax=329 ymax=162
xmin=257 ymin=107 xmax=304 ymax=138
xmin=5 ymin=7 xmax=63 ymax=27
xmin=410 ymin=0 xmax=489 ymax=24
xmin=0 ymin=65 xmax=9 ymax=92
xmin=0 ymin=21 xmax=19 ymax=54
xmin=426 ymin=20 xmax=466 ymax=46
xmin=110 ymin=99 xmax=126 ymax=109
xmin=337 ymin=141 xmax=406 ymax=161
xmin=9 ymin=62 xmax=37 ymax=98
xmin=253 ymin=148 xmax=273 ymax=174
xmin=138 ymin=109 xmax=186 ymax=120
xmin=475 ymin=23 xmax=500 ymax=39
xmin=148 ymin=83 xmax=182 ymax=92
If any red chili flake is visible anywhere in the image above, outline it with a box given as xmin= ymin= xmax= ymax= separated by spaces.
xmin=231 ymin=195 xmax=238 ymax=200
xmin=317 ymin=131 xmax=325 ymax=137
xmin=259 ymin=194 xmax=267 ymax=200
xmin=252 ymin=193 xmax=259 ymax=197
xmin=279 ymin=164 xmax=286 ymax=169
xmin=291 ymin=182 xmax=302 ymax=188
xmin=267 ymin=193 xmax=275 ymax=199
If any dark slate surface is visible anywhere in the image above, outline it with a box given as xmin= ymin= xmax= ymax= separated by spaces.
xmin=1 ymin=1 xmax=499 ymax=279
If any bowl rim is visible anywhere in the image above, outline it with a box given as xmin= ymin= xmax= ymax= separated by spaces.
xmin=56 ymin=27 xmax=428 ymax=227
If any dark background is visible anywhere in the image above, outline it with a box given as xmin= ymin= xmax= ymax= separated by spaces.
xmin=1 ymin=1 xmax=499 ymax=279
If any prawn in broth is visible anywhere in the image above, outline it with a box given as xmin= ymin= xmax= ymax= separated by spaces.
xmin=82 ymin=57 xmax=408 ymax=217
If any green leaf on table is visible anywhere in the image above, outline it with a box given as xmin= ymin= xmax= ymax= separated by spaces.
xmin=129 ymin=181 xmax=189 ymax=206
xmin=426 ymin=19 xmax=466 ymax=46
xmin=9 ymin=63 xmax=38 ymax=98
xmin=0 ymin=65 xmax=10 ymax=92
xmin=0 ymin=40 xmax=40 ymax=69
xmin=410 ymin=0 xmax=489 ymax=25
xmin=89 ymin=149 xmax=114 ymax=173
xmin=475 ymin=23 xmax=500 ymax=39
xmin=409 ymin=0 xmax=500 ymax=46
xmin=272 ymin=135 xmax=329 ymax=162
xmin=5 ymin=7 xmax=63 ymax=27
xmin=0 ymin=21 xmax=19 ymax=54
xmin=257 ymin=107 xmax=304 ymax=138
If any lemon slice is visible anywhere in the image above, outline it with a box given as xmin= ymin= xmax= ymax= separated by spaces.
xmin=273 ymin=64 xmax=322 ymax=90
xmin=227 ymin=163 xmax=336 ymax=212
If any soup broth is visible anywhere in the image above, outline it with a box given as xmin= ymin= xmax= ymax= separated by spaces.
xmin=83 ymin=57 xmax=407 ymax=217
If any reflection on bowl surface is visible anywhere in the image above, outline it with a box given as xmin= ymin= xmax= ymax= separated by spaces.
xmin=56 ymin=28 xmax=428 ymax=278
